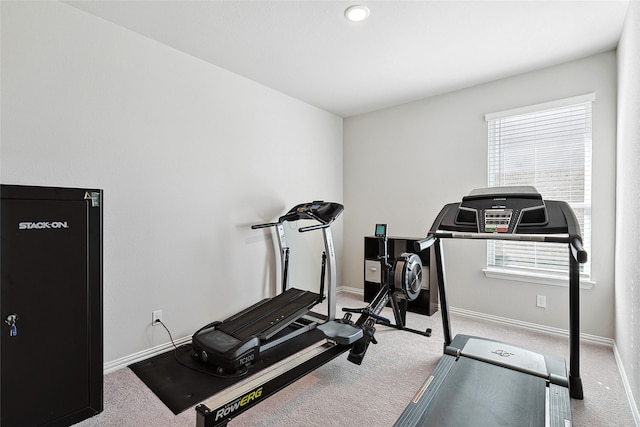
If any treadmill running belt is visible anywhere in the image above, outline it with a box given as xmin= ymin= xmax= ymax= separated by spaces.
xmin=219 ymin=288 xmax=320 ymax=340
xmin=417 ymin=358 xmax=547 ymax=427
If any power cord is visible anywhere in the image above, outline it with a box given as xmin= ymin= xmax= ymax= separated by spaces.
xmin=155 ymin=318 xmax=249 ymax=379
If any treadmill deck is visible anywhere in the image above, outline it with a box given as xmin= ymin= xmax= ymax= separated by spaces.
xmin=395 ymin=335 xmax=572 ymax=427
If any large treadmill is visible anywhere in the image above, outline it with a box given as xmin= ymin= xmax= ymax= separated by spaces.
xmin=395 ymin=187 xmax=586 ymax=427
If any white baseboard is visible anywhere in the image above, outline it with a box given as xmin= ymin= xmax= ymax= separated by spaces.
xmin=103 ymin=335 xmax=191 ymax=374
xmin=449 ymin=306 xmax=614 ymax=346
xmin=613 ymin=343 xmax=640 ymax=426
xmin=337 ymin=285 xmax=364 ymax=295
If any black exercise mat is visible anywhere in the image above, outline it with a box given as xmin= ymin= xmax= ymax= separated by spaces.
xmin=129 ymin=329 xmax=327 ymax=415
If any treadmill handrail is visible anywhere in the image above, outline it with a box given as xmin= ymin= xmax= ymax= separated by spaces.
xmin=251 ymin=222 xmax=280 ymax=230
xmin=434 ymin=230 xmax=569 ymax=242
xmin=251 ymin=219 xmax=334 ymax=233
xmin=571 ymin=237 xmax=587 ymax=264
xmin=414 ymin=235 xmax=437 ymax=252
xmin=416 ymin=231 xmax=586 ymax=256
xmin=430 ymin=230 xmax=588 ymax=264
xmin=298 ymin=222 xmax=331 ymax=232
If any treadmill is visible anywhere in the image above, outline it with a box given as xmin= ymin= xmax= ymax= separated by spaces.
xmin=395 ymin=187 xmax=587 ymax=427
xmin=192 ymin=201 xmax=357 ymax=374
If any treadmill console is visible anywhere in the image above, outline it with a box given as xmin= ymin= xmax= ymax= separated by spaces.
xmin=483 ymin=208 xmax=513 ymax=233
xmin=443 ymin=186 xmax=549 ymax=234
xmin=279 ymin=201 xmax=344 ymax=225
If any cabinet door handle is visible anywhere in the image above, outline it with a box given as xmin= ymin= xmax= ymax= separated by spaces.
xmin=4 ymin=314 xmax=18 ymax=337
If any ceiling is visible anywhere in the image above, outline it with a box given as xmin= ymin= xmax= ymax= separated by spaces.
xmin=64 ymin=1 xmax=630 ymax=117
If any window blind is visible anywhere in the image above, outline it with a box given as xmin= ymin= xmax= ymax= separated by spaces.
xmin=486 ymin=97 xmax=592 ymax=278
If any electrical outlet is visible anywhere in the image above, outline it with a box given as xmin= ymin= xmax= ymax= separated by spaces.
xmin=536 ymin=295 xmax=547 ymax=308
xmin=152 ymin=310 xmax=163 ymax=325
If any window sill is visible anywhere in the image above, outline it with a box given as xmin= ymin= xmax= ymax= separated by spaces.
xmin=482 ymin=267 xmax=595 ymax=289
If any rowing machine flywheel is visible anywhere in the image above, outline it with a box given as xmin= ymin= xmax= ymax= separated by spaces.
xmin=393 ymin=253 xmax=423 ymax=301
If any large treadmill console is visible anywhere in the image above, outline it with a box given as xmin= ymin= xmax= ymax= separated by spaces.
xmin=443 ymin=186 xmax=549 ymax=234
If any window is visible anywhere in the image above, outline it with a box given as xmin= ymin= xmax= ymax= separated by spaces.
xmin=484 ymin=94 xmax=593 ymax=286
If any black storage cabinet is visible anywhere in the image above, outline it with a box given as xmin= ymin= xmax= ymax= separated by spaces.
xmin=1 ymin=185 xmax=103 ymax=427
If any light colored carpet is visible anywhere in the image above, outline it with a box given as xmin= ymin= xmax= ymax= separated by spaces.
xmin=74 ymin=291 xmax=635 ymax=426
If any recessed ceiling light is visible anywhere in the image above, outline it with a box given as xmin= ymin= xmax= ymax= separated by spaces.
xmin=345 ymin=5 xmax=370 ymax=22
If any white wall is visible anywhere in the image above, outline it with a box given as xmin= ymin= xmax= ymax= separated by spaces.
xmin=0 ymin=1 xmax=343 ymax=362
xmin=344 ymin=52 xmax=617 ymax=339
xmin=615 ymin=0 xmax=640 ymax=416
